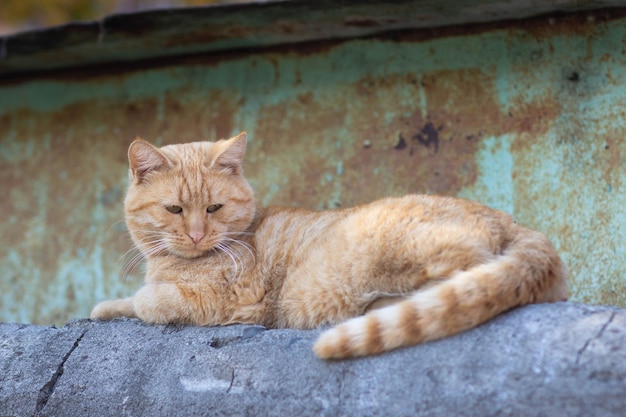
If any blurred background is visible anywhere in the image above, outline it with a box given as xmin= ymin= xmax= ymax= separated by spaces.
xmin=1 ymin=1 xmax=625 ymax=325
xmin=0 ymin=0 xmax=257 ymax=35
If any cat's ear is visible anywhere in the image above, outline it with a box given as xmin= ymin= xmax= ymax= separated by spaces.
xmin=212 ymin=132 xmax=247 ymax=174
xmin=128 ymin=137 xmax=170 ymax=183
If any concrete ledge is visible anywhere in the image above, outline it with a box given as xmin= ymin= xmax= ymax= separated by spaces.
xmin=1 ymin=302 xmax=625 ymax=416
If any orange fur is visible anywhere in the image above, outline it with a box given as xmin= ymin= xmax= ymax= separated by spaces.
xmin=91 ymin=132 xmax=568 ymax=359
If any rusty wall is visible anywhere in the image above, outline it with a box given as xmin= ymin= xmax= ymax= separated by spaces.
xmin=0 ymin=11 xmax=625 ymax=324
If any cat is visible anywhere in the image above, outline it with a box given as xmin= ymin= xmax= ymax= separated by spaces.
xmin=91 ymin=132 xmax=568 ymax=359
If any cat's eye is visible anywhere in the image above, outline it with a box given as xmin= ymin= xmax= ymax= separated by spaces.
xmin=207 ymin=204 xmax=223 ymax=213
xmin=166 ymin=205 xmax=183 ymax=214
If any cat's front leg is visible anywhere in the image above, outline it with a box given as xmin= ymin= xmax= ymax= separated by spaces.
xmin=89 ymin=283 xmax=188 ymax=323
xmin=90 ymin=297 xmax=136 ymax=320
xmin=132 ymin=283 xmax=196 ymax=324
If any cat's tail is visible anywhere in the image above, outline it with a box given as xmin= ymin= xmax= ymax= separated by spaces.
xmin=313 ymin=227 xmax=568 ymax=359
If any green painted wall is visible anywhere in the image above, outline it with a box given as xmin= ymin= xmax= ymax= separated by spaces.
xmin=0 ymin=11 xmax=624 ymax=324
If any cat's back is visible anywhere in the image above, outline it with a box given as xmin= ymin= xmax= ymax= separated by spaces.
xmin=342 ymin=195 xmax=513 ymax=254
xmin=354 ymin=194 xmax=509 ymax=223
xmin=256 ymin=194 xmax=512 ymax=245
xmin=254 ymin=194 xmax=513 ymax=276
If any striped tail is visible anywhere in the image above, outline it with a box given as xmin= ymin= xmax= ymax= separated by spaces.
xmin=313 ymin=228 xmax=568 ymax=359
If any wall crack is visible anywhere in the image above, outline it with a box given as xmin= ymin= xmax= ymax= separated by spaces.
xmin=34 ymin=328 xmax=88 ymax=416
xmin=225 ymin=368 xmax=236 ymax=394
xmin=575 ymin=311 xmax=616 ymax=365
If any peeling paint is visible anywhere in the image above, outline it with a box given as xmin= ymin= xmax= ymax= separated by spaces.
xmin=1 ymin=9 xmax=625 ymax=324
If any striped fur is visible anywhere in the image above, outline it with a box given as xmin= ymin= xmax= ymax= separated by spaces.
xmin=91 ymin=133 xmax=568 ymax=359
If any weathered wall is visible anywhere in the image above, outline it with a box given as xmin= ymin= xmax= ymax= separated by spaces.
xmin=0 ymin=9 xmax=625 ymax=324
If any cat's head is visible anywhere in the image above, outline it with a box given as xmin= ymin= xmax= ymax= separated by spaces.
xmin=124 ymin=132 xmax=255 ymax=259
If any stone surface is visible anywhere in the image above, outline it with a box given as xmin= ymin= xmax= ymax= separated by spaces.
xmin=1 ymin=302 xmax=625 ymax=416
xmin=0 ymin=323 xmax=87 ymax=416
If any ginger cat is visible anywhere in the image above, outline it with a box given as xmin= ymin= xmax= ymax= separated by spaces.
xmin=91 ymin=132 xmax=568 ymax=359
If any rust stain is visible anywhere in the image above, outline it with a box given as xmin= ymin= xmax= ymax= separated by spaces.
xmin=251 ymin=90 xmax=348 ymax=208
xmin=346 ymin=71 xmax=480 ymax=203
xmin=0 ymin=110 xmax=120 ymax=322
xmin=159 ymin=92 xmax=238 ymax=143
xmin=251 ymin=66 xmax=563 ymax=211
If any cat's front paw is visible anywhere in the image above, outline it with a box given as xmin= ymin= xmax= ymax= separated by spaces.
xmin=90 ymin=297 xmax=136 ymax=320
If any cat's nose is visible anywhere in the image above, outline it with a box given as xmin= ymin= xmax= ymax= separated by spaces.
xmin=188 ymin=231 xmax=205 ymax=244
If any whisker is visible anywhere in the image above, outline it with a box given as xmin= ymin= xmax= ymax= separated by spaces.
xmin=221 ymin=237 xmax=256 ymax=260
xmin=116 ymin=227 xmax=257 ymax=282
xmin=119 ymin=236 xmax=170 ymax=279
xmin=119 ymin=247 xmax=146 ymax=279
xmin=216 ymin=242 xmax=240 ymax=279
xmin=106 ymin=219 xmax=127 ymax=235
xmin=122 ymin=255 xmax=144 ymax=279
xmin=226 ymin=242 xmax=247 ymax=279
